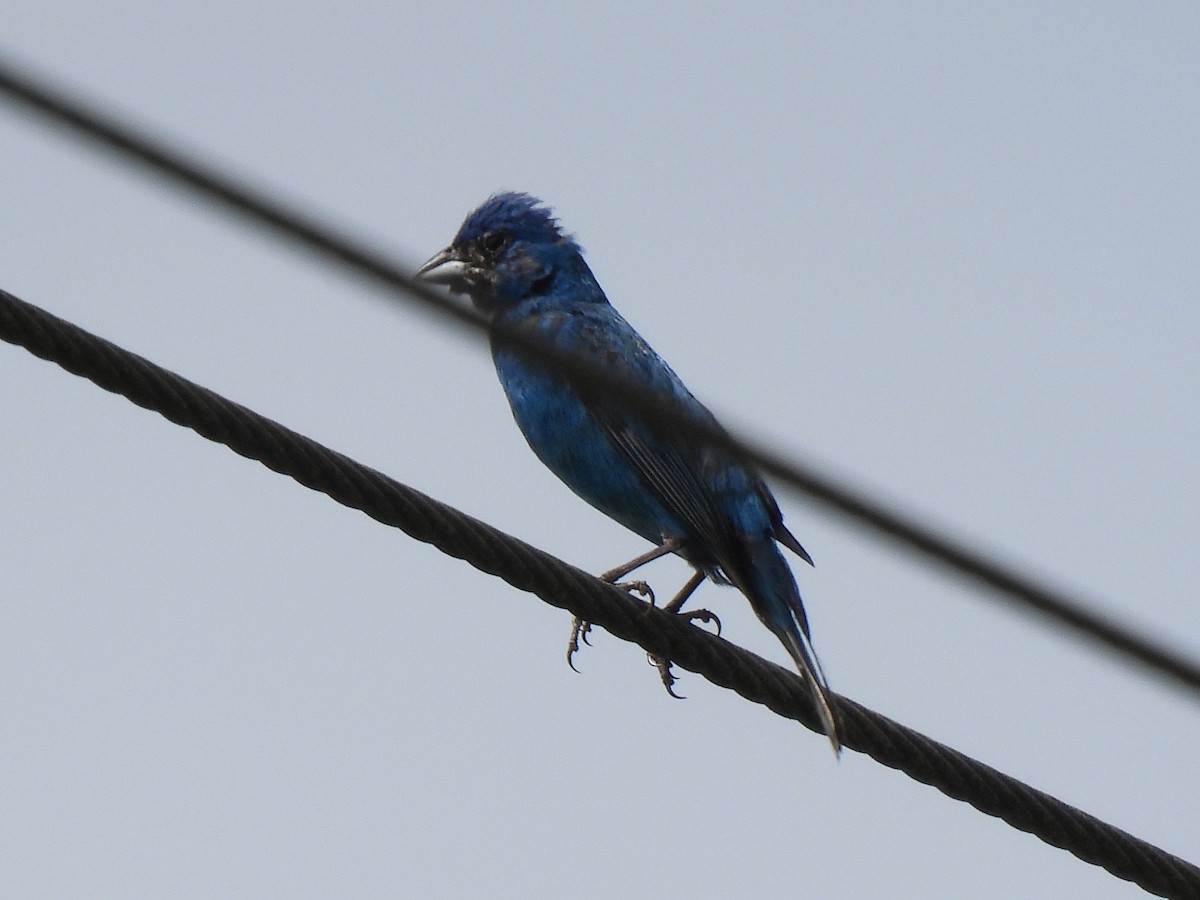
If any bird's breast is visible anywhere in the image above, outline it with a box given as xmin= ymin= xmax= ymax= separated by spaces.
xmin=491 ymin=342 xmax=684 ymax=549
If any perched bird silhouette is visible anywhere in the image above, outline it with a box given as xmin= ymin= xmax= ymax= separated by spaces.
xmin=418 ymin=192 xmax=840 ymax=752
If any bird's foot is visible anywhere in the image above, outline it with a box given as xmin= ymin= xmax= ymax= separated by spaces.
xmin=567 ymin=582 xmax=657 ymax=672
xmin=643 ymin=591 xmax=721 ymax=636
xmin=673 ymin=607 xmax=722 ymax=637
xmin=643 ymin=608 xmax=721 ymax=700
xmin=613 ymin=580 xmax=655 ymax=604
xmin=566 ymin=616 xmax=593 ymax=672
xmin=648 ymin=653 xmax=685 ymax=699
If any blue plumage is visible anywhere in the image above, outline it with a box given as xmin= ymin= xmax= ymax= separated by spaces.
xmin=419 ymin=193 xmax=840 ymax=752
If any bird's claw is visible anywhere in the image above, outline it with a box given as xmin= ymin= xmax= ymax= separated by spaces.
xmin=680 ymin=608 xmax=722 ymax=637
xmin=648 ymin=653 xmax=685 ymax=699
xmin=566 ymin=616 xmax=593 ymax=672
xmin=569 ymin=576 xmax=711 ymax=700
xmin=568 ymin=582 xmax=658 ymax=672
xmin=642 ymin=607 xmax=719 ymax=699
xmin=615 ymin=580 xmax=655 ymax=605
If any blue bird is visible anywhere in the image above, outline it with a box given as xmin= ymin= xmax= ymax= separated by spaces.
xmin=418 ymin=193 xmax=841 ymax=752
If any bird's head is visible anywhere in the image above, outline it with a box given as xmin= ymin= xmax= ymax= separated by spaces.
xmin=417 ymin=192 xmax=594 ymax=314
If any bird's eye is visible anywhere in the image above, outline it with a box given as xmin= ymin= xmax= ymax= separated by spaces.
xmin=481 ymin=231 xmax=508 ymax=254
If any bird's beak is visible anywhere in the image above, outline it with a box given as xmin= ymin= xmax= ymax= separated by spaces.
xmin=415 ymin=247 xmax=469 ymax=285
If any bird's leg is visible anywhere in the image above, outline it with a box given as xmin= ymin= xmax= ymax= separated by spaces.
xmin=597 ymin=538 xmax=682 ymax=594
xmin=567 ymin=539 xmax=683 ymax=671
xmin=662 ymin=569 xmax=719 ymax=632
xmin=648 ymin=570 xmax=721 ymax=698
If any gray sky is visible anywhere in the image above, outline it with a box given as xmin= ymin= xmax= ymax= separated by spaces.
xmin=2 ymin=4 xmax=1197 ymax=897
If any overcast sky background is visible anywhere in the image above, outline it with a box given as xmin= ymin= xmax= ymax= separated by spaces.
xmin=1 ymin=4 xmax=1198 ymax=898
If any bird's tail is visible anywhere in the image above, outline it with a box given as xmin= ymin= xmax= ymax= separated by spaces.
xmin=738 ymin=541 xmax=842 ymax=755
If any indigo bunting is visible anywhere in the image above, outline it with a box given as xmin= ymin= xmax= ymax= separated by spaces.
xmin=418 ymin=193 xmax=840 ymax=752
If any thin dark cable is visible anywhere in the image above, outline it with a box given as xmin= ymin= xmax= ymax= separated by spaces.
xmin=3 ymin=287 xmax=1199 ymax=899
xmin=2 ymin=56 xmax=1199 ymax=706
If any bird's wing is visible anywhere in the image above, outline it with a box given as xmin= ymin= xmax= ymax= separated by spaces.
xmin=560 ymin=307 xmax=747 ymax=567
xmin=592 ymin=405 xmax=734 ymax=558
xmin=757 ymin=481 xmax=814 ymax=566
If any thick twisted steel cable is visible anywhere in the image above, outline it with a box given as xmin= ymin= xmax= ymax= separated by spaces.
xmin=2 ymin=287 xmax=1198 ymax=898
xmin=1 ymin=56 xmax=1198 ymax=702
